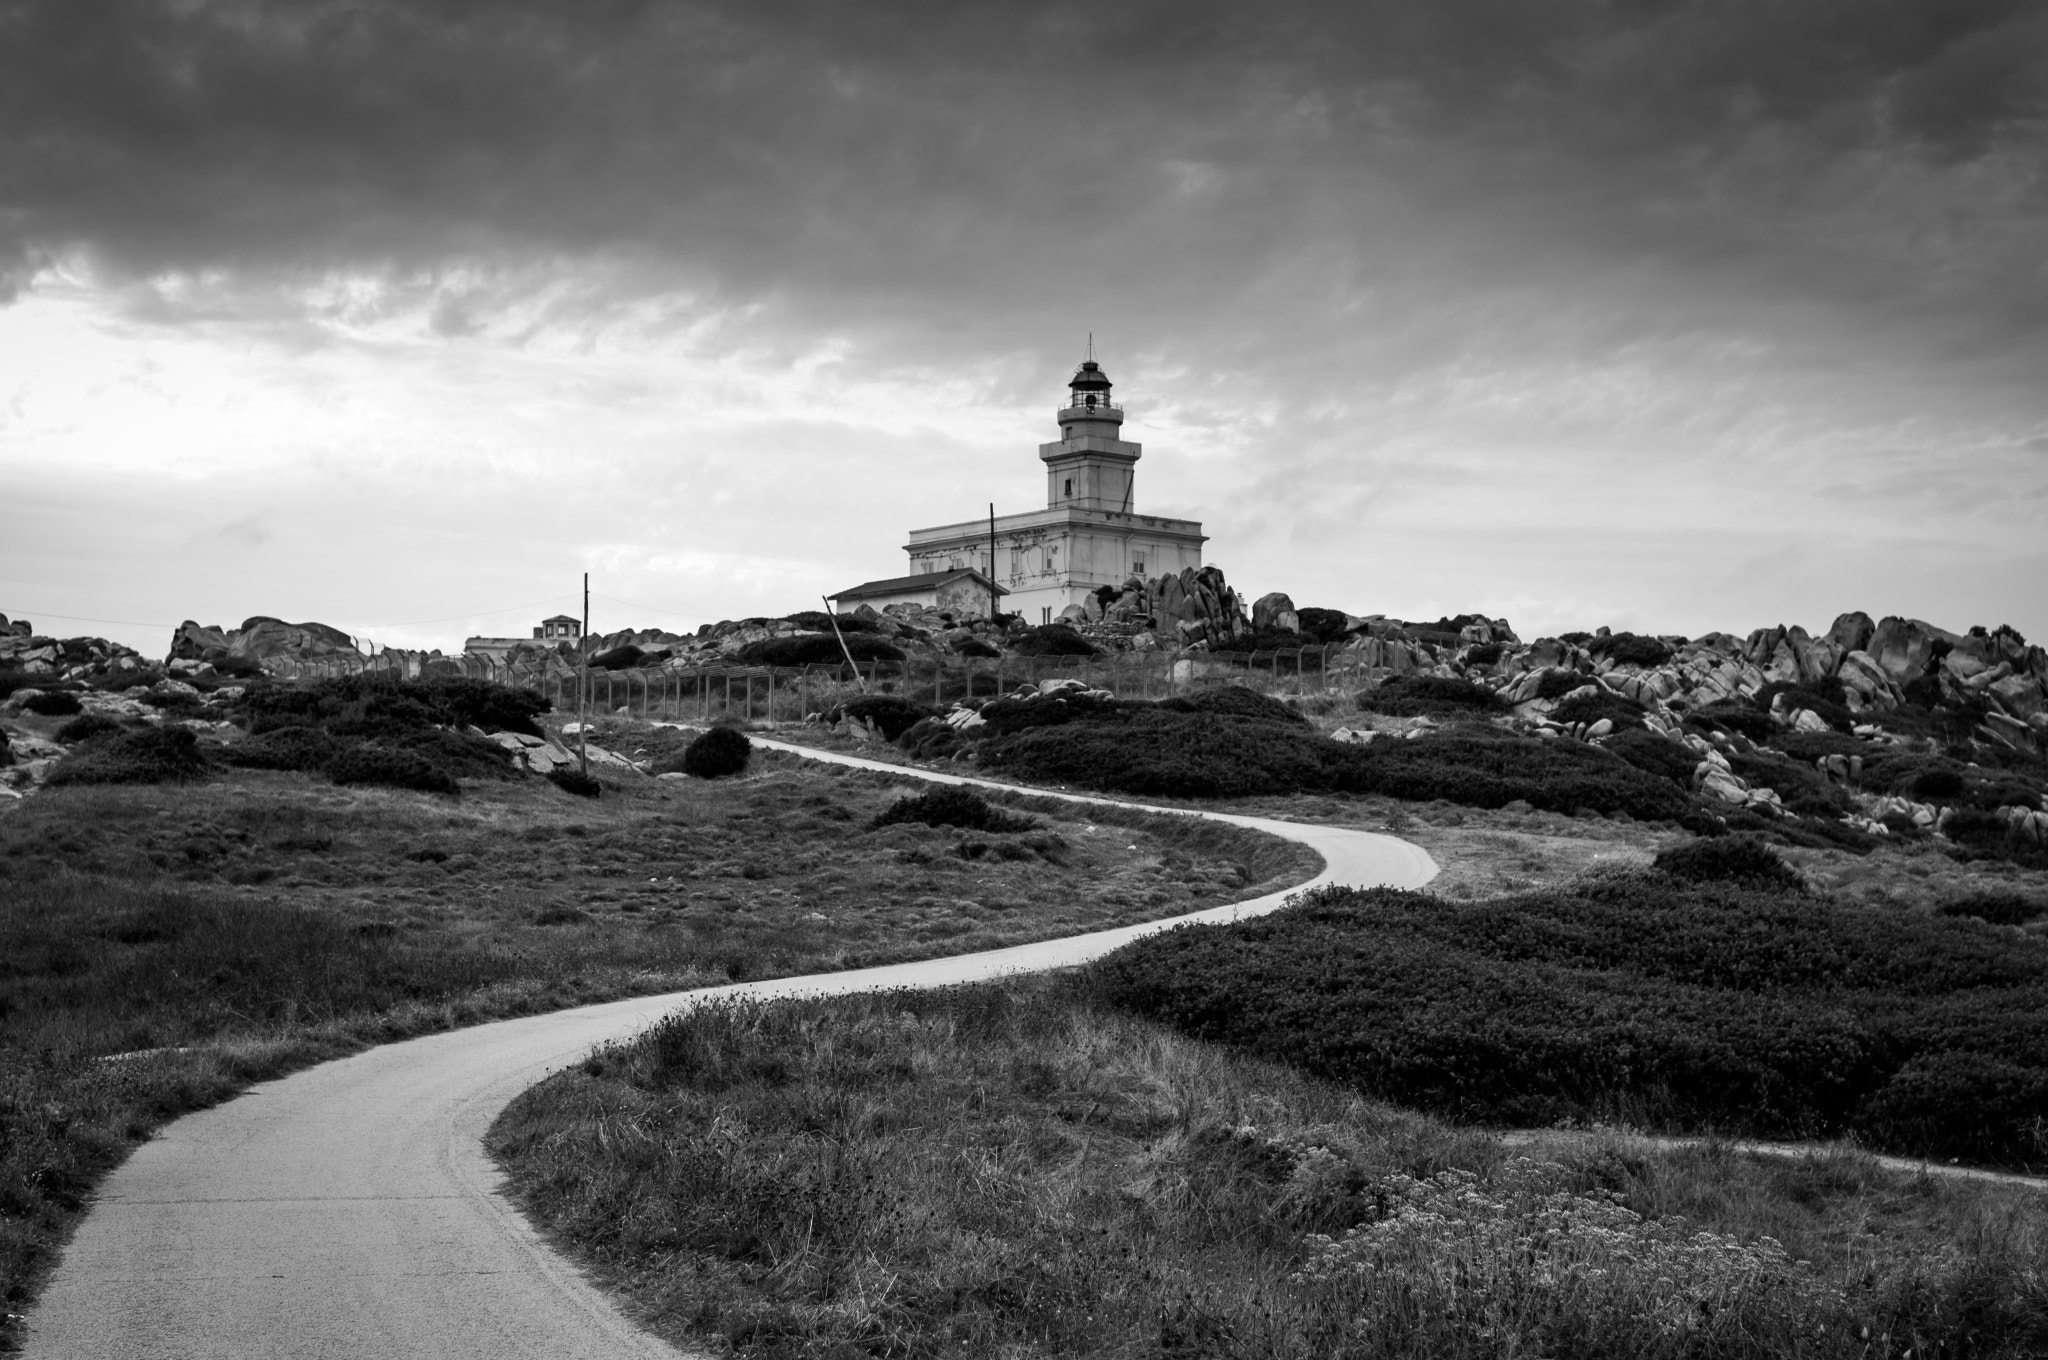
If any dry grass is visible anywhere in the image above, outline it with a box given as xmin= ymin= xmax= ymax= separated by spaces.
xmin=491 ymin=976 xmax=2048 ymax=1359
xmin=0 ymin=745 xmax=1315 ymax=1347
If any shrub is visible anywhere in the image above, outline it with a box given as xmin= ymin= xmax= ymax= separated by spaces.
xmin=1174 ymin=684 xmax=1308 ymax=726
xmin=47 ymin=727 xmax=210 ymax=785
xmin=977 ymin=689 xmax=1123 ymax=736
xmin=680 ymin=726 xmax=750 ymax=779
xmin=982 ymin=709 xmax=1333 ymax=799
xmin=1589 ymin=632 xmax=1673 ymax=667
xmin=896 ymin=716 xmax=965 ymax=760
xmin=952 ymin=637 xmax=1000 ymax=659
xmin=1462 ymin=641 xmax=1504 ymax=667
xmin=1010 ymin=624 xmax=1097 ymax=658
xmin=1092 ymin=876 xmax=2048 ymax=1164
xmin=240 ymin=674 xmax=549 ymax=739
xmin=1653 ymin=835 xmax=1805 ymax=892
xmin=1770 ymin=730 xmax=1870 ymax=763
xmin=1293 ymin=607 xmax=1356 ymax=644
xmin=1605 ymin=727 xmax=1698 ymax=786
xmin=779 ymin=610 xmax=877 ymax=634
xmin=1757 ymin=681 xmax=1856 ymax=733
xmin=1726 ymin=749 xmax=1849 ymax=818
xmin=1325 ymin=729 xmax=1700 ymax=824
xmin=737 ymin=633 xmax=905 ymax=666
xmin=834 ymin=694 xmax=933 ymax=741
xmin=223 ymin=726 xmax=341 ymax=773
xmin=327 ymin=743 xmax=460 ymax=795
xmin=1549 ymin=689 xmax=1647 ymax=730
xmin=547 ymin=767 xmax=602 ymax=798
xmin=0 ymin=670 xmax=52 ymax=700
xmin=1910 ymin=768 xmax=1967 ymax=803
xmin=385 ymin=727 xmax=518 ymax=781
xmin=20 ymin=690 xmax=83 ymax=716
xmin=1938 ymin=889 xmax=2047 ymax=926
xmin=1532 ymin=669 xmax=1586 ymax=701
xmin=54 ymin=712 xmax=125 ymax=744
xmin=872 ymin=787 xmax=1035 ymax=834
xmin=1356 ymin=675 xmax=1501 ymax=717
xmin=1942 ymin=807 xmax=2048 ymax=869
xmin=1690 ymin=701 xmax=1775 ymax=742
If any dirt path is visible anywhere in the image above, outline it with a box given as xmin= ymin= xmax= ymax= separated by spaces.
xmin=18 ymin=742 xmax=1435 ymax=1359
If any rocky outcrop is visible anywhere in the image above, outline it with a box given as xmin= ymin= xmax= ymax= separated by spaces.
xmin=169 ymin=617 xmax=359 ymax=667
xmin=0 ymin=629 xmax=145 ymax=679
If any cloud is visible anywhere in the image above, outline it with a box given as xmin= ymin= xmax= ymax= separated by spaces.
xmin=2 ymin=0 xmax=2045 ymax=646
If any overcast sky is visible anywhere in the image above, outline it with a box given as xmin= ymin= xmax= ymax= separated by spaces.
xmin=4 ymin=0 xmax=2045 ymax=657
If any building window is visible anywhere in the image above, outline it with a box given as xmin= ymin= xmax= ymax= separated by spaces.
xmin=1132 ymin=556 xmax=1144 ymax=575
xmin=1064 ymin=478 xmax=1073 ymax=498
xmin=1042 ymin=607 xmax=1052 ymax=624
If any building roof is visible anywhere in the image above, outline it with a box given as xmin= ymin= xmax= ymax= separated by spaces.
xmin=834 ymin=567 xmax=1008 ymax=600
xmin=540 ymin=614 xmax=580 ymax=625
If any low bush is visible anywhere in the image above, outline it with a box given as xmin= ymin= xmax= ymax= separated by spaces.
xmin=1010 ymin=624 xmax=1097 ymax=657
xmin=1770 ymin=730 xmax=1870 ymax=763
xmin=1462 ymin=641 xmax=1504 ymax=667
xmin=1727 ymin=749 xmax=1849 ymax=818
xmin=1092 ymin=875 xmax=2048 ymax=1165
xmin=1532 ymin=669 xmax=1586 ymax=701
xmin=1757 ymin=681 xmax=1856 ymax=734
xmin=1549 ymin=689 xmax=1647 ymax=730
xmin=983 ymin=709 xmax=1333 ymax=799
xmin=20 ymin=690 xmax=83 ymax=716
xmin=1690 ymin=701 xmax=1775 ymax=742
xmin=1653 ymin=835 xmax=1805 ymax=891
xmin=779 ymin=610 xmax=878 ymax=634
xmin=547 ymin=767 xmax=602 ymax=798
xmin=1943 ymin=807 xmax=2048 ymax=870
xmin=1357 ymin=675 xmax=1501 ymax=717
xmin=1938 ymin=889 xmax=2047 ymax=926
xmin=54 ymin=712 xmax=125 ymax=744
xmin=1326 ymin=729 xmax=1700 ymax=824
xmin=833 ymin=694 xmax=932 ymax=741
xmin=385 ymin=727 xmax=518 ymax=781
xmin=1292 ymin=606 xmax=1357 ymax=644
xmin=47 ymin=726 xmax=211 ymax=785
xmin=1173 ymin=684 xmax=1307 ymax=726
xmin=0 ymin=670 xmax=55 ymax=700
xmin=1605 ymin=727 xmax=1698 ymax=786
xmin=241 ymin=674 xmax=549 ymax=739
xmin=977 ymin=689 xmax=1123 ymax=736
xmin=895 ymin=716 xmax=965 ymax=760
xmin=1589 ymin=632 xmax=1673 ymax=667
xmin=871 ymin=787 xmax=1035 ymax=834
xmin=222 ymin=726 xmax=341 ymax=773
xmin=736 ymin=633 xmax=905 ymax=666
xmin=680 ymin=726 xmax=750 ymax=779
xmin=327 ymin=743 xmax=460 ymax=795
xmin=952 ymin=637 xmax=1000 ymax=659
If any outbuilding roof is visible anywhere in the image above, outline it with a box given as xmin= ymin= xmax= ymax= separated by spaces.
xmin=833 ymin=568 xmax=1008 ymax=600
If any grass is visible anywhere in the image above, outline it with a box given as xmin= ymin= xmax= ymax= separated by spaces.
xmin=491 ymin=976 xmax=2048 ymax=1359
xmin=0 ymin=744 xmax=1315 ymax=1346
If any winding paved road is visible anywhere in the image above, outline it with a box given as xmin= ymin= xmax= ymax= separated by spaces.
xmin=21 ymin=739 xmax=1437 ymax=1359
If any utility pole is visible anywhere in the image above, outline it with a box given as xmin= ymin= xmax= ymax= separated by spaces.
xmin=988 ymin=502 xmax=999 ymax=624
xmin=579 ymin=572 xmax=589 ymax=778
xmin=822 ymin=595 xmax=867 ymax=693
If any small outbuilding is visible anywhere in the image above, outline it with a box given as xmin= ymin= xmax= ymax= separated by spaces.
xmin=831 ymin=568 xmax=1008 ymax=620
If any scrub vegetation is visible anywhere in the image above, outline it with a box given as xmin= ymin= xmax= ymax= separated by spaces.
xmin=0 ymin=725 xmax=1312 ymax=1347
xmin=493 ymin=977 xmax=2048 ymax=1360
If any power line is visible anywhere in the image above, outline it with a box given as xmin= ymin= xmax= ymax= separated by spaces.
xmin=590 ymin=592 xmax=714 ymax=625
xmin=1 ymin=608 xmax=181 ymax=630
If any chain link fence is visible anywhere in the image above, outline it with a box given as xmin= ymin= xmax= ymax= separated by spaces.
xmin=261 ymin=644 xmax=1384 ymax=724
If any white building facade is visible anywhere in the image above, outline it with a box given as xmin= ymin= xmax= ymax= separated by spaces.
xmin=903 ymin=359 xmax=1205 ymax=624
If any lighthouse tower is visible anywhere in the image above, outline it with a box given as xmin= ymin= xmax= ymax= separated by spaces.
xmin=843 ymin=350 xmax=1206 ymax=625
xmin=1040 ymin=358 xmax=1143 ymax=512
